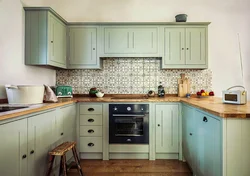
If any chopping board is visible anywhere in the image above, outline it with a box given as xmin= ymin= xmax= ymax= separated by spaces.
xmin=178 ymin=73 xmax=191 ymax=97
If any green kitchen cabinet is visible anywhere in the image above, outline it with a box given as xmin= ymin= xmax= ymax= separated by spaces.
xmin=195 ymin=110 xmax=222 ymax=176
xmin=68 ymin=26 xmax=101 ymax=69
xmin=100 ymin=26 xmax=159 ymax=57
xmin=162 ymin=26 xmax=208 ymax=69
xmin=27 ymin=110 xmax=56 ymax=176
xmin=0 ymin=119 xmax=28 ymax=176
xmin=25 ymin=8 xmax=67 ymax=68
xmin=182 ymin=104 xmax=196 ymax=171
xmin=155 ymin=104 xmax=179 ymax=154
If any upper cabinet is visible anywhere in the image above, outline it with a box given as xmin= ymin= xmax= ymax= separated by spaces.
xmin=68 ymin=26 xmax=101 ymax=69
xmin=24 ymin=8 xmax=67 ymax=69
xmin=162 ymin=26 xmax=208 ymax=69
xmin=100 ymin=26 xmax=159 ymax=57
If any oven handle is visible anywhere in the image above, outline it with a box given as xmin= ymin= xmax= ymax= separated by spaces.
xmin=112 ymin=114 xmax=145 ymax=117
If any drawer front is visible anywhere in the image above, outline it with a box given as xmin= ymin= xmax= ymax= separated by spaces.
xmin=80 ymin=115 xmax=102 ymax=126
xmin=80 ymin=137 xmax=102 ymax=152
xmin=80 ymin=126 xmax=102 ymax=137
xmin=80 ymin=105 xmax=102 ymax=114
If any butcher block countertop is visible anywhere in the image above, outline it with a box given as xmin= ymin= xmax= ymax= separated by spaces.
xmin=1 ymin=95 xmax=250 ymax=122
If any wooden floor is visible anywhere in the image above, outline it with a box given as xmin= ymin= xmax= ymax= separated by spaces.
xmin=68 ymin=159 xmax=192 ymax=176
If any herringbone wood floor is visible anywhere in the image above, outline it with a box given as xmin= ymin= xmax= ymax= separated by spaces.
xmin=68 ymin=159 xmax=192 ymax=176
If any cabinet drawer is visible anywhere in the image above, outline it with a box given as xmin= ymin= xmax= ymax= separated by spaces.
xmin=80 ymin=126 xmax=102 ymax=137
xmin=80 ymin=115 xmax=102 ymax=125
xmin=80 ymin=105 xmax=102 ymax=114
xmin=80 ymin=137 xmax=102 ymax=152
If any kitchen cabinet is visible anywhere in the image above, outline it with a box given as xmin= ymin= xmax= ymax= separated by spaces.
xmin=162 ymin=26 xmax=207 ymax=69
xmin=100 ymin=26 xmax=159 ymax=57
xmin=155 ymin=104 xmax=179 ymax=155
xmin=182 ymin=104 xmax=196 ymax=171
xmin=25 ymin=8 xmax=67 ymax=68
xmin=0 ymin=119 xmax=28 ymax=176
xmin=68 ymin=26 xmax=101 ymax=69
xmin=195 ymin=110 xmax=221 ymax=176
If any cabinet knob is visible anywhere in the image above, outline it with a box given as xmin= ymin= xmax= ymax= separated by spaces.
xmin=182 ymin=48 xmax=184 ymax=50
xmin=88 ymin=143 xmax=94 ymax=147
xmin=61 ymin=132 xmax=64 ymax=136
xmin=30 ymin=150 xmax=34 ymax=154
xmin=88 ymin=119 xmax=94 ymax=122
xmin=187 ymin=48 xmax=189 ymax=50
xmin=190 ymin=133 xmax=193 ymax=136
xmin=22 ymin=154 xmax=27 ymax=159
xmin=51 ymin=41 xmax=53 ymax=43
xmin=88 ymin=108 xmax=94 ymax=112
xmin=203 ymin=116 xmax=208 ymax=122
xmin=88 ymin=129 xmax=94 ymax=133
xmin=93 ymin=48 xmax=95 ymax=50
xmin=158 ymin=124 xmax=160 ymax=127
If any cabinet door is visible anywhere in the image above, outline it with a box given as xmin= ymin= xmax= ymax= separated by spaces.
xmin=28 ymin=110 xmax=56 ymax=176
xmin=104 ymin=27 xmax=131 ymax=54
xmin=185 ymin=28 xmax=206 ymax=65
xmin=69 ymin=27 xmax=98 ymax=68
xmin=196 ymin=111 xmax=221 ymax=176
xmin=0 ymin=119 xmax=28 ymax=176
xmin=182 ymin=105 xmax=196 ymax=170
xmin=155 ymin=104 xmax=179 ymax=153
xmin=163 ymin=28 xmax=185 ymax=65
xmin=131 ymin=27 xmax=158 ymax=54
xmin=48 ymin=12 xmax=67 ymax=68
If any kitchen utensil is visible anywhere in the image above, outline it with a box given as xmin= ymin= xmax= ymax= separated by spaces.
xmin=96 ymin=92 xmax=104 ymax=98
xmin=178 ymin=74 xmax=190 ymax=97
xmin=56 ymin=86 xmax=73 ymax=98
xmin=5 ymin=85 xmax=44 ymax=104
xmin=175 ymin=14 xmax=187 ymax=22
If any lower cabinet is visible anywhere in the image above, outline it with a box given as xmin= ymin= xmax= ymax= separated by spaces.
xmin=0 ymin=104 xmax=76 ymax=176
xmin=182 ymin=104 xmax=222 ymax=176
xmin=155 ymin=104 xmax=179 ymax=159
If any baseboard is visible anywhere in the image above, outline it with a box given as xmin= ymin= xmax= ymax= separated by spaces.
xmin=109 ymin=153 xmax=149 ymax=159
xmin=155 ymin=153 xmax=179 ymax=159
xmin=80 ymin=153 xmax=103 ymax=159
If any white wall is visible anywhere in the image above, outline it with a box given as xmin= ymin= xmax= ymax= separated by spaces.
xmin=14 ymin=0 xmax=250 ymax=98
xmin=0 ymin=0 xmax=56 ymax=99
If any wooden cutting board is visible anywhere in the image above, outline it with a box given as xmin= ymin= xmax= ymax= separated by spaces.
xmin=178 ymin=73 xmax=191 ymax=97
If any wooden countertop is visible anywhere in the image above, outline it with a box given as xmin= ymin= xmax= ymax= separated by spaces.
xmin=1 ymin=96 xmax=250 ymax=122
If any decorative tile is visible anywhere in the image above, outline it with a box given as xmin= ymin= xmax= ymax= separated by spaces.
xmin=56 ymin=58 xmax=213 ymax=94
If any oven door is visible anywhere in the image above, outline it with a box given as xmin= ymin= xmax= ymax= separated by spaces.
xmin=109 ymin=114 xmax=149 ymax=144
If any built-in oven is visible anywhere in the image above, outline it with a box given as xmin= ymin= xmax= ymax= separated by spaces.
xmin=109 ymin=104 xmax=149 ymax=144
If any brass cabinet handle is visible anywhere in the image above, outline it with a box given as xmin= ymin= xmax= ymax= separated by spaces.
xmin=88 ymin=143 xmax=94 ymax=147
xmin=88 ymin=129 xmax=94 ymax=133
xmin=88 ymin=119 xmax=94 ymax=122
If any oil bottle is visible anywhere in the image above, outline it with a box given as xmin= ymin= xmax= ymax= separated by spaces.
xmin=158 ymin=82 xmax=165 ymax=97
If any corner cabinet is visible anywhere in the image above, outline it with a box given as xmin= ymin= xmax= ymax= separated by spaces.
xmin=161 ymin=25 xmax=208 ymax=69
xmin=68 ymin=26 xmax=101 ymax=69
xmin=155 ymin=104 xmax=179 ymax=159
xmin=24 ymin=8 xmax=67 ymax=68
xmin=100 ymin=26 xmax=160 ymax=57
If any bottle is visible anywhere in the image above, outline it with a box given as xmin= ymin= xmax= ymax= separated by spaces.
xmin=158 ymin=82 xmax=165 ymax=97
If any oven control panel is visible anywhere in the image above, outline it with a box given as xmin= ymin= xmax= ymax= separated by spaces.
xmin=110 ymin=104 xmax=149 ymax=114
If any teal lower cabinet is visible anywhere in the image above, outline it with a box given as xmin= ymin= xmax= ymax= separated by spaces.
xmin=182 ymin=104 xmax=222 ymax=176
xmin=0 ymin=118 xmax=28 ymax=176
xmin=155 ymin=104 xmax=180 ymax=159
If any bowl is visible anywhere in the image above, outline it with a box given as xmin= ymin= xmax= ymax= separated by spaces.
xmin=175 ymin=14 xmax=187 ymax=22
xmin=96 ymin=92 xmax=104 ymax=98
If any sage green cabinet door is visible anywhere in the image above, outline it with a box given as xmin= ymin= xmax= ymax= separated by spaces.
xmin=163 ymin=28 xmax=185 ymax=65
xmin=48 ymin=12 xmax=67 ymax=68
xmin=0 ymin=119 xmax=28 ymax=176
xmin=28 ymin=110 xmax=56 ymax=176
xmin=68 ymin=27 xmax=99 ymax=69
xmin=104 ymin=27 xmax=131 ymax=54
xmin=182 ymin=104 xmax=196 ymax=171
xmin=186 ymin=28 xmax=206 ymax=65
xmin=196 ymin=111 xmax=221 ymax=176
xmin=155 ymin=104 xmax=179 ymax=153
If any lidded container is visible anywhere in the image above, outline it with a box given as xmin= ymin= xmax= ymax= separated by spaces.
xmin=175 ymin=14 xmax=188 ymax=22
xmin=5 ymin=85 xmax=45 ymax=104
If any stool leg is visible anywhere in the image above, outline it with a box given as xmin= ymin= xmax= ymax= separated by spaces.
xmin=62 ymin=154 xmax=67 ymax=176
xmin=46 ymin=155 xmax=55 ymax=176
xmin=59 ymin=156 xmax=63 ymax=176
xmin=72 ymin=146 xmax=84 ymax=176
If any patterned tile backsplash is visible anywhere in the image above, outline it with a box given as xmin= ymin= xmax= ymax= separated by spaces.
xmin=56 ymin=58 xmax=212 ymax=94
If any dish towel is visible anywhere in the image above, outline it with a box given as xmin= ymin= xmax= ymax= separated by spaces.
xmin=44 ymin=85 xmax=58 ymax=103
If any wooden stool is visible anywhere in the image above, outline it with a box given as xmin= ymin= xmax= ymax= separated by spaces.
xmin=46 ymin=141 xmax=84 ymax=176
